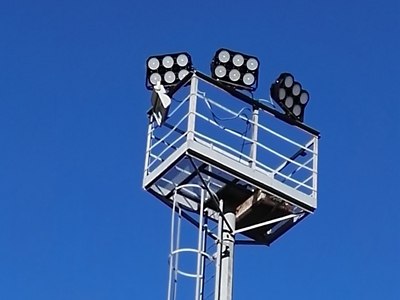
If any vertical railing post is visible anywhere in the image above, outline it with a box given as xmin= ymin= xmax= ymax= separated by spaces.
xmin=143 ymin=114 xmax=154 ymax=184
xmin=249 ymin=107 xmax=259 ymax=169
xmin=187 ymin=76 xmax=198 ymax=141
xmin=312 ymin=136 xmax=319 ymax=200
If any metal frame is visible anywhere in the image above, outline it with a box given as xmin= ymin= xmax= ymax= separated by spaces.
xmin=143 ymin=71 xmax=320 ymax=300
xmin=143 ymin=73 xmax=319 ymax=211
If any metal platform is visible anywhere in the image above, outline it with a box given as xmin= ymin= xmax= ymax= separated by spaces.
xmin=143 ymin=71 xmax=319 ymax=246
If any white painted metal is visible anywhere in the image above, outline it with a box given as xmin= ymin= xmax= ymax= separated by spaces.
xmin=187 ymin=76 xmax=198 ymax=141
xmin=143 ymin=73 xmax=320 ymax=300
xmin=168 ymin=184 xmax=214 ymax=300
xmin=143 ymin=75 xmax=319 ymax=205
xmin=187 ymin=140 xmax=316 ymax=210
xmin=249 ymin=108 xmax=259 ymax=169
xmin=143 ymin=114 xmax=154 ymax=182
xmin=218 ymin=203 xmax=236 ymax=300
xmin=234 ymin=214 xmax=297 ymax=235
xmin=312 ymin=136 xmax=319 ymax=199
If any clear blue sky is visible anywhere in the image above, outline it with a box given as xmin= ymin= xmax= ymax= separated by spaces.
xmin=1 ymin=0 xmax=399 ymax=299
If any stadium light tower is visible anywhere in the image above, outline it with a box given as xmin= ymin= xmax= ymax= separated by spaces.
xmin=142 ymin=50 xmax=320 ymax=300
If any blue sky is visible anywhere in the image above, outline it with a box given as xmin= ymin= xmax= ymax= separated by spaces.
xmin=1 ymin=0 xmax=399 ymax=299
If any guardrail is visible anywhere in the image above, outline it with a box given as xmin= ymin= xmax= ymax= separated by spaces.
xmin=144 ymin=75 xmax=318 ymax=198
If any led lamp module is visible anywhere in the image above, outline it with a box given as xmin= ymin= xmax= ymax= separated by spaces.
xmin=210 ymin=48 xmax=260 ymax=91
xmin=145 ymin=52 xmax=193 ymax=90
xmin=270 ymin=72 xmax=310 ymax=122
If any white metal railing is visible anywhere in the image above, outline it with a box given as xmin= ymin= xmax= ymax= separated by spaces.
xmin=145 ymin=95 xmax=191 ymax=173
xmin=197 ymin=93 xmax=315 ymax=154
xmin=144 ymin=75 xmax=319 ymax=197
xmin=192 ymin=92 xmax=318 ymax=195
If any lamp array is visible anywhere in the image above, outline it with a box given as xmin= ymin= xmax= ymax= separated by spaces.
xmin=270 ymin=73 xmax=309 ymax=122
xmin=210 ymin=48 xmax=259 ymax=91
xmin=145 ymin=52 xmax=193 ymax=90
xmin=145 ymin=49 xmax=311 ymax=123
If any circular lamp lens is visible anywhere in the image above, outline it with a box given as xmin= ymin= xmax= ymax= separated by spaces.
xmin=164 ymin=71 xmax=176 ymax=83
xmin=247 ymin=58 xmax=259 ymax=71
xmin=293 ymin=104 xmax=302 ymax=116
xmin=148 ymin=58 xmax=159 ymax=70
xmin=285 ymin=96 xmax=294 ymax=108
xmin=178 ymin=69 xmax=189 ymax=80
xmin=292 ymin=83 xmax=301 ymax=96
xmin=229 ymin=69 xmax=240 ymax=82
xmin=243 ymin=73 xmax=255 ymax=85
xmin=233 ymin=54 xmax=244 ymax=67
xmin=162 ymin=56 xmax=174 ymax=68
xmin=300 ymin=91 xmax=309 ymax=104
xmin=215 ymin=65 xmax=227 ymax=78
xmin=284 ymin=75 xmax=294 ymax=88
xmin=218 ymin=50 xmax=230 ymax=63
xmin=150 ymin=73 xmax=162 ymax=85
xmin=279 ymin=88 xmax=286 ymax=101
xmin=177 ymin=54 xmax=189 ymax=67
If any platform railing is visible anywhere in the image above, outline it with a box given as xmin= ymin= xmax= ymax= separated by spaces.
xmin=144 ymin=75 xmax=318 ymax=198
xmin=144 ymin=93 xmax=191 ymax=174
xmin=193 ymin=91 xmax=318 ymax=196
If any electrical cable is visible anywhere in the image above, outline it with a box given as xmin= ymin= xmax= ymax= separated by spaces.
xmin=201 ymin=93 xmax=253 ymax=162
xmin=257 ymin=96 xmax=277 ymax=109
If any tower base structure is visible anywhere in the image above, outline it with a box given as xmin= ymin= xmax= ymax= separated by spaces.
xmin=143 ymin=72 xmax=319 ymax=300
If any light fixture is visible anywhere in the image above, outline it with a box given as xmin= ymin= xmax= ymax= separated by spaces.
xmin=146 ymin=52 xmax=193 ymax=90
xmin=270 ymin=73 xmax=310 ymax=122
xmin=210 ymin=48 xmax=259 ymax=91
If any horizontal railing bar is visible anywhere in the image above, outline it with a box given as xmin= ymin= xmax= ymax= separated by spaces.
xmin=292 ymin=156 xmax=315 ymax=174
xmin=255 ymin=121 xmax=315 ymax=154
xmin=148 ymin=153 xmax=195 ymax=175
xmin=294 ymin=175 xmax=314 ymax=191
xmin=148 ymin=132 xmax=187 ymax=169
xmin=166 ymin=93 xmax=192 ymax=118
xmin=194 ymin=132 xmax=252 ymax=164
xmin=194 ymin=111 xmax=314 ymax=172
xmin=255 ymin=141 xmax=314 ymax=172
xmin=194 ymin=112 xmax=255 ymax=146
xmin=151 ymin=135 xmax=179 ymax=153
xmin=255 ymin=160 xmax=313 ymax=190
xmin=251 ymin=160 xmax=275 ymax=174
xmin=197 ymin=93 xmax=316 ymax=154
xmin=149 ymin=112 xmax=189 ymax=152
xmin=276 ymin=154 xmax=315 ymax=180
xmin=273 ymin=145 xmax=312 ymax=175
xmin=149 ymin=153 xmax=163 ymax=163
xmin=194 ymin=112 xmax=314 ymax=189
xmin=197 ymin=92 xmax=252 ymax=122
xmin=194 ymin=130 xmax=314 ymax=191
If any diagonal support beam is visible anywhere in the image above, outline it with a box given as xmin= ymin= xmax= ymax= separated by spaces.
xmin=234 ymin=214 xmax=297 ymax=235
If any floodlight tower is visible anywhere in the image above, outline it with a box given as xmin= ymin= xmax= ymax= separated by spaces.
xmin=142 ymin=50 xmax=320 ymax=300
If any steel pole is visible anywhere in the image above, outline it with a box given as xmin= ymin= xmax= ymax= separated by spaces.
xmin=218 ymin=203 xmax=236 ymax=300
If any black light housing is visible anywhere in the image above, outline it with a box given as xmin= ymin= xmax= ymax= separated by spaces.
xmin=210 ymin=48 xmax=260 ymax=92
xmin=146 ymin=52 xmax=193 ymax=90
xmin=270 ymin=73 xmax=310 ymax=122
